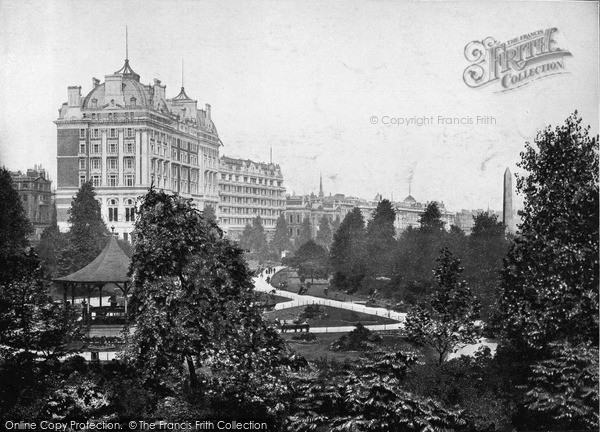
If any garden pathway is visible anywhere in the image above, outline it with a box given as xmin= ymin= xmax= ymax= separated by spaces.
xmin=253 ymin=267 xmax=406 ymax=333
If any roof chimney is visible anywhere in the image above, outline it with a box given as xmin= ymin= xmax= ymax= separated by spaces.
xmin=92 ymin=78 xmax=100 ymax=88
xmin=205 ymin=103 xmax=211 ymax=121
xmin=67 ymin=86 xmax=81 ymax=107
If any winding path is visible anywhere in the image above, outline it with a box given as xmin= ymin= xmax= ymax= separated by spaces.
xmin=253 ymin=267 xmax=406 ymax=333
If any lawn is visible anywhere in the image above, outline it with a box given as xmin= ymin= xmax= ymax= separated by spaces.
xmin=282 ymin=332 xmax=412 ymax=362
xmin=270 ymin=268 xmax=365 ymax=302
xmin=263 ymin=304 xmax=400 ymax=327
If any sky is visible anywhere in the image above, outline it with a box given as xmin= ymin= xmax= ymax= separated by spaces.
xmin=0 ymin=0 xmax=598 ymax=212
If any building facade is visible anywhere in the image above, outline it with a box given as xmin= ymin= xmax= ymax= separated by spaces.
xmin=10 ymin=166 xmax=53 ymax=244
xmin=393 ymin=195 xmax=455 ymax=234
xmin=55 ymin=58 xmax=221 ymax=240
xmin=454 ymin=208 xmax=503 ymax=234
xmin=218 ymin=156 xmax=285 ymax=240
xmin=285 ymin=190 xmax=370 ymax=242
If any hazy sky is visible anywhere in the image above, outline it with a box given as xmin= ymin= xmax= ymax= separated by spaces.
xmin=0 ymin=0 xmax=598 ymax=211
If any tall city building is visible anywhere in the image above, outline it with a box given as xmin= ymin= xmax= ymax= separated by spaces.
xmin=55 ymin=57 xmax=221 ymax=240
xmin=10 ymin=165 xmax=53 ymax=244
xmin=218 ymin=156 xmax=285 ymax=240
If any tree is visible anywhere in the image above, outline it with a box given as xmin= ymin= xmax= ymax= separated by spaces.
xmin=314 ymin=215 xmax=333 ymax=250
xmin=463 ymin=212 xmax=510 ymax=322
xmin=288 ymin=350 xmax=466 ymax=431
xmin=330 ymin=323 xmax=382 ymax=351
xmin=419 ymin=201 xmax=445 ymax=233
xmin=128 ymin=189 xmax=285 ymax=390
xmin=238 ymin=223 xmax=253 ymax=251
xmin=37 ymin=202 xmax=69 ymax=278
xmin=0 ymin=254 xmax=80 ymax=360
xmin=405 ymin=248 xmax=481 ymax=363
xmin=365 ymin=199 xmax=396 ymax=276
xmin=270 ymin=214 xmax=292 ymax=258
xmin=65 ymin=182 xmax=108 ymax=272
xmin=498 ymin=113 xmax=598 ymax=350
xmin=0 ymin=168 xmax=32 ymax=283
xmin=250 ymin=216 xmax=270 ymax=260
xmin=295 ymin=217 xmax=312 ymax=248
xmin=203 ymin=204 xmax=217 ymax=223
xmin=525 ymin=342 xmax=598 ymax=431
xmin=470 ymin=212 xmax=504 ymax=239
xmin=497 ymin=113 xmax=598 ymax=429
xmin=287 ymin=240 xmax=329 ymax=283
xmin=331 ymin=215 xmax=341 ymax=235
xmin=329 ymin=207 xmax=366 ymax=292
xmin=238 ymin=216 xmax=269 ymax=261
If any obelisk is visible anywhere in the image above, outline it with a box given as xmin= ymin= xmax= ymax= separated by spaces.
xmin=503 ymin=167 xmax=515 ymax=234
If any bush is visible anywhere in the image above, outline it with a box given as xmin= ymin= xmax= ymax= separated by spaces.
xmin=291 ymin=333 xmax=317 ymax=342
xmin=301 ymin=304 xmax=324 ymax=319
xmin=330 ymin=324 xmax=382 ymax=351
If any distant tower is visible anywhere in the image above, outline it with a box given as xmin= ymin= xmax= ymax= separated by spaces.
xmin=503 ymin=167 xmax=515 ymax=234
xmin=319 ymin=173 xmax=324 ymax=198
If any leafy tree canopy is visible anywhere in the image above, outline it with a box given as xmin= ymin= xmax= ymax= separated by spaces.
xmin=315 ymin=215 xmax=333 ymax=250
xmin=419 ymin=201 xmax=445 ymax=233
xmin=406 ymin=248 xmax=481 ymax=363
xmin=470 ymin=212 xmax=505 ymax=239
xmin=366 ymin=199 xmax=396 ymax=276
xmin=295 ymin=217 xmax=312 ymax=249
xmin=66 ymin=181 xmax=108 ymax=272
xmin=270 ymin=213 xmax=292 ymax=258
xmin=329 ymin=207 xmax=366 ymax=292
xmin=128 ymin=189 xmax=285 ymax=390
xmin=496 ymin=112 xmax=598 ymax=430
xmin=0 ymin=168 xmax=32 ymax=281
xmin=499 ymin=112 xmax=599 ymax=351
xmin=286 ymin=240 xmax=329 ymax=282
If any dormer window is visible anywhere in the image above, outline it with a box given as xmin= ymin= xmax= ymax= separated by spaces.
xmin=91 ymin=98 xmax=97 ymax=108
xmin=130 ymin=96 xmax=137 ymax=106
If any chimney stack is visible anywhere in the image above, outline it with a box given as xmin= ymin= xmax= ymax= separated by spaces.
xmin=67 ymin=86 xmax=82 ymax=107
xmin=205 ymin=103 xmax=211 ymax=121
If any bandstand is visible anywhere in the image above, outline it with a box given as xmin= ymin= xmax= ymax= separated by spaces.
xmin=54 ymin=235 xmax=131 ymax=326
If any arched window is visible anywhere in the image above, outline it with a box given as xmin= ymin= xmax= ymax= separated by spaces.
xmin=108 ymin=198 xmax=119 ymax=222
xmin=124 ymin=198 xmax=135 ymax=222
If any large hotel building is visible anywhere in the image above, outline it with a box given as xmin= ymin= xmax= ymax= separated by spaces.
xmin=55 ymin=57 xmax=220 ymax=240
xmin=218 ymin=156 xmax=286 ymax=240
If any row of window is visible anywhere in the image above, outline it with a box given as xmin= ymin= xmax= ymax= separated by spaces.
xmin=287 ymin=213 xmax=335 ymax=225
xmin=219 ymin=206 xmax=280 ymax=216
xmin=220 ymin=196 xmax=284 ymax=207
xmin=105 ymin=198 xmax=136 ymax=222
xmin=221 ymin=185 xmax=284 ymax=196
xmin=21 ymin=194 xmax=48 ymax=204
xmin=81 ymin=157 xmax=135 ymax=171
xmin=220 ymin=218 xmax=276 ymax=226
xmin=80 ymin=141 xmax=135 ymax=155
xmin=150 ymin=133 xmax=201 ymax=153
xmin=221 ymin=173 xmax=282 ymax=187
xmin=14 ymin=182 xmax=51 ymax=191
xmin=80 ymin=128 xmax=136 ymax=138
xmin=79 ymin=173 xmax=135 ymax=188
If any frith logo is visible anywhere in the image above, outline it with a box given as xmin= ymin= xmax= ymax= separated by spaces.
xmin=463 ymin=28 xmax=571 ymax=92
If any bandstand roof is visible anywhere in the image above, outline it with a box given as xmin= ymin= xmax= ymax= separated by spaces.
xmin=55 ymin=236 xmax=131 ymax=284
